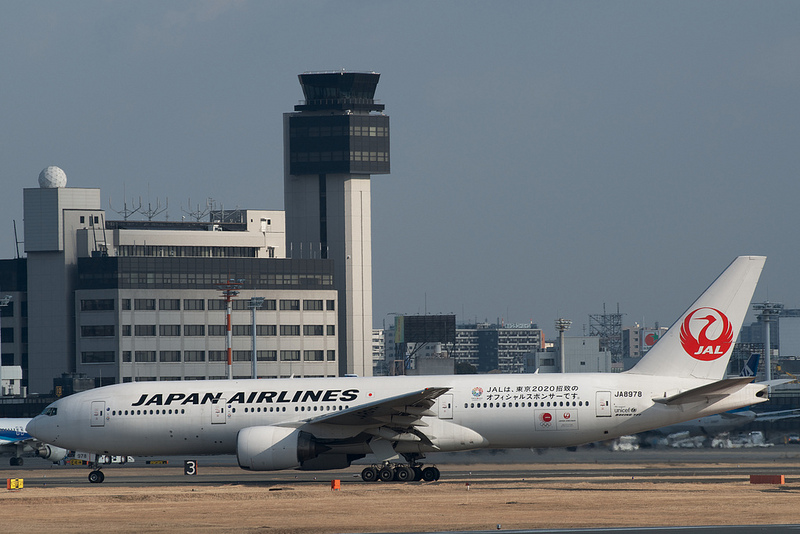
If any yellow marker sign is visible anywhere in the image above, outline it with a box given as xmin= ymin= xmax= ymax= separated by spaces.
xmin=6 ymin=478 xmax=23 ymax=490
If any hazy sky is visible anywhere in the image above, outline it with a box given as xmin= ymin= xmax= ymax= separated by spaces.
xmin=2 ymin=2 xmax=799 ymax=337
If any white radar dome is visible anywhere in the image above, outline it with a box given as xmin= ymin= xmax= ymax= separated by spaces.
xmin=38 ymin=166 xmax=67 ymax=188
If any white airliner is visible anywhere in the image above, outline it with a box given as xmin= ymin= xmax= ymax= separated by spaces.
xmin=29 ymin=256 xmax=769 ymax=484
xmin=0 ymin=418 xmax=68 ymax=466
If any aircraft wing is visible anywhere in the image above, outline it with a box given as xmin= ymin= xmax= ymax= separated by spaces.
xmin=653 ymin=377 xmax=757 ymax=405
xmin=754 ymin=408 xmax=800 ymax=423
xmin=304 ymin=387 xmax=450 ymax=428
xmin=0 ymin=433 xmax=36 ymax=453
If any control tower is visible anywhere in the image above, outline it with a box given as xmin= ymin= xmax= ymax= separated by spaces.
xmin=283 ymin=71 xmax=389 ymax=376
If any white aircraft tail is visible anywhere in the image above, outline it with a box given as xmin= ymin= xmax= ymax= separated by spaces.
xmin=628 ymin=256 xmax=766 ymax=380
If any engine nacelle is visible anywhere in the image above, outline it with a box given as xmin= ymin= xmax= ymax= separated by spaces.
xmin=237 ymin=426 xmax=329 ymax=471
xmin=37 ymin=444 xmax=69 ymax=463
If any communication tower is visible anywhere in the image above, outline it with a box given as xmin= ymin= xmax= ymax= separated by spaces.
xmin=753 ymin=301 xmax=783 ymax=383
xmin=589 ymin=303 xmax=624 ymax=362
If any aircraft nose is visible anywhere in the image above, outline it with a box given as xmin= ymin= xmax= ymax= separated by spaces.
xmin=27 ymin=415 xmax=51 ymax=442
xmin=26 ymin=417 xmax=38 ymax=436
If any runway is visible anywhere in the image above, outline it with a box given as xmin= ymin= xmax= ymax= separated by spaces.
xmin=10 ymin=444 xmax=800 ymax=487
xmin=3 ymin=447 xmax=800 ymax=533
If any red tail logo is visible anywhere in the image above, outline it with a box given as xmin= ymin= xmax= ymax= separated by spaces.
xmin=680 ymin=307 xmax=733 ymax=361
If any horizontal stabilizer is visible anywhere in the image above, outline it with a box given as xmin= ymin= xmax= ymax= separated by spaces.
xmin=759 ymin=379 xmax=795 ymax=389
xmin=653 ymin=377 xmax=757 ymax=405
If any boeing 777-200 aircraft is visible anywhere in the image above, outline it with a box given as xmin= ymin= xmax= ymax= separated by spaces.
xmin=29 ymin=256 xmax=770 ymax=483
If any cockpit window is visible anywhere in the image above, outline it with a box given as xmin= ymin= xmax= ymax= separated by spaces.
xmin=42 ymin=407 xmax=58 ymax=416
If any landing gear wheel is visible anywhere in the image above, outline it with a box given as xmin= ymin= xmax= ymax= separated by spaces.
xmin=378 ymin=466 xmax=396 ymax=481
xmin=412 ymin=466 xmax=423 ymax=481
xmin=361 ymin=467 xmax=378 ymax=482
xmin=395 ymin=466 xmax=414 ymax=482
xmin=88 ymin=470 xmax=105 ymax=484
xmin=10 ymin=457 xmax=22 ymax=466
xmin=422 ymin=466 xmax=439 ymax=482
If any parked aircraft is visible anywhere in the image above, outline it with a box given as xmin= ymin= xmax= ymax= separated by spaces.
xmin=0 ymin=418 xmax=68 ymax=466
xmin=645 ymin=353 xmax=799 ymax=439
xmin=29 ymin=256 xmax=770 ymax=483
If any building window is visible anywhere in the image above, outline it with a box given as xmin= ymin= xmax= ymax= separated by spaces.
xmin=303 ymin=325 xmax=324 ymax=336
xmin=184 ymin=350 xmax=206 ymax=362
xmin=326 ymin=300 xmax=335 ymax=311
xmin=122 ymin=325 xmax=131 ymax=337
xmin=280 ymin=299 xmax=300 ymax=311
xmin=184 ymin=325 xmax=205 ymax=336
xmin=327 ymin=350 xmax=336 ymax=361
xmin=280 ymin=325 xmax=300 ymax=336
xmin=233 ymin=350 xmax=251 ymax=362
xmin=208 ymin=299 xmax=226 ymax=310
xmin=208 ymin=325 xmax=226 ymax=336
xmin=159 ymin=351 xmax=181 ymax=362
xmin=232 ymin=300 xmax=249 ymax=311
xmin=280 ymin=350 xmax=300 ymax=361
xmin=184 ymin=299 xmax=205 ymax=311
xmin=0 ymin=302 xmax=12 ymax=318
xmin=256 ymin=324 xmax=276 ymax=336
xmin=80 ymin=325 xmax=114 ymax=337
xmin=80 ymin=299 xmax=114 ymax=311
xmin=303 ymin=300 xmax=323 ymax=311
xmin=208 ymin=351 xmax=227 ymax=362
xmin=134 ymin=325 xmax=156 ymax=337
xmin=260 ymin=299 xmax=277 ymax=310
xmin=81 ymin=351 xmax=115 ymax=363
xmin=134 ymin=299 xmax=156 ymax=311
xmin=121 ymin=299 xmax=131 ymax=310
xmin=232 ymin=325 xmax=252 ymax=336
xmin=303 ymin=350 xmax=324 ymax=362
xmin=159 ymin=299 xmax=180 ymax=310
xmin=327 ymin=325 xmax=335 ymax=336
xmin=0 ymin=328 xmax=12 ymax=343
xmin=123 ymin=351 xmax=132 ymax=362
xmin=134 ymin=351 xmax=156 ymax=363
xmin=159 ymin=324 xmax=181 ymax=336
xmin=257 ymin=350 xmax=277 ymax=361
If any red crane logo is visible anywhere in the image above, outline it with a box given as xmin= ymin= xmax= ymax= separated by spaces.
xmin=680 ymin=307 xmax=733 ymax=361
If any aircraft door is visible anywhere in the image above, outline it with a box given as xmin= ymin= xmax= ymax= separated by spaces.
xmin=91 ymin=401 xmax=106 ymax=427
xmin=438 ymin=394 xmax=453 ymax=419
xmin=595 ymin=391 xmax=612 ymax=417
xmin=211 ymin=403 xmax=229 ymax=424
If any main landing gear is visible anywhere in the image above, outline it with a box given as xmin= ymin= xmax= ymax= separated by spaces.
xmin=9 ymin=457 xmax=23 ymax=466
xmin=360 ymin=462 xmax=441 ymax=482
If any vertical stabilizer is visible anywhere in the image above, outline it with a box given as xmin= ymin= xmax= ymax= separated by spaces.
xmin=628 ymin=256 xmax=765 ymax=380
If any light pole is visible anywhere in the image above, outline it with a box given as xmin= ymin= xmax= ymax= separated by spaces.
xmin=0 ymin=294 xmax=11 ymax=396
xmin=249 ymin=297 xmax=265 ymax=379
xmin=216 ymin=279 xmax=244 ymax=380
xmin=555 ymin=318 xmax=572 ymax=373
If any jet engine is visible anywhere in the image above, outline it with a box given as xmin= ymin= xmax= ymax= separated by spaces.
xmin=237 ymin=426 xmax=329 ymax=471
xmin=36 ymin=444 xmax=69 ymax=463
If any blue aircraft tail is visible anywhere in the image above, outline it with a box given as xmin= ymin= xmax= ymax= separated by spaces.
xmin=740 ymin=353 xmax=760 ymax=378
